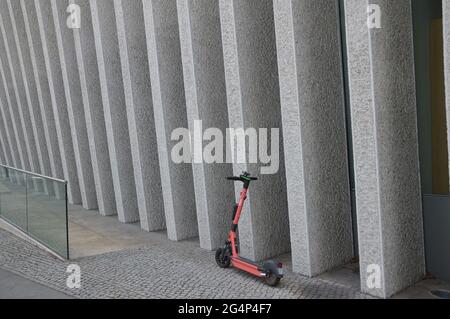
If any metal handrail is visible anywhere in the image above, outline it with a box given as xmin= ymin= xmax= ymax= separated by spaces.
xmin=0 ymin=164 xmax=67 ymax=184
xmin=0 ymin=163 xmax=69 ymax=259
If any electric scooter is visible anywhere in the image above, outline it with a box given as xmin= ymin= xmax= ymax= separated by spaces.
xmin=215 ymin=172 xmax=283 ymax=286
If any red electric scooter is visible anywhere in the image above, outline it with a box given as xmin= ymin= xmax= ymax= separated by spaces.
xmin=215 ymin=172 xmax=283 ymax=286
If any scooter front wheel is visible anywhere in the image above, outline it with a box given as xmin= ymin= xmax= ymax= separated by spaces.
xmin=215 ymin=247 xmax=231 ymax=268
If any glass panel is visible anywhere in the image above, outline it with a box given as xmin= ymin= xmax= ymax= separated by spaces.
xmin=0 ymin=168 xmax=27 ymax=231
xmin=0 ymin=165 xmax=68 ymax=259
xmin=430 ymin=18 xmax=448 ymax=195
xmin=412 ymin=0 xmax=446 ymax=195
xmin=28 ymin=179 xmax=67 ymax=257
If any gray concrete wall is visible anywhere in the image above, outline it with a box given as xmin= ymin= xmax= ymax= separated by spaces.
xmin=0 ymin=46 xmax=24 ymax=188
xmin=273 ymin=0 xmax=353 ymax=276
xmin=71 ymin=0 xmax=115 ymax=216
xmin=0 ymin=59 xmax=19 ymax=169
xmin=9 ymin=0 xmax=54 ymax=193
xmin=35 ymin=0 xmax=81 ymax=204
xmin=0 ymin=101 xmax=11 ymax=165
xmin=219 ymin=0 xmax=290 ymax=261
xmin=21 ymin=0 xmax=63 ymax=182
xmin=0 ymin=7 xmax=30 ymax=172
xmin=0 ymin=0 xmax=436 ymax=298
xmin=345 ymin=0 xmax=425 ymax=298
xmin=90 ymin=0 xmax=139 ymax=223
xmin=0 ymin=129 xmax=6 ymax=165
xmin=51 ymin=0 xmax=97 ymax=209
xmin=114 ymin=0 xmax=165 ymax=231
xmin=6 ymin=0 xmax=47 ymax=192
xmin=143 ymin=0 xmax=198 ymax=241
xmin=177 ymin=0 xmax=234 ymax=250
xmin=1 ymin=1 xmax=46 ymax=193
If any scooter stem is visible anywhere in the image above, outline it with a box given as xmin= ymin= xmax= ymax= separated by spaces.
xmin=232 ymin=188 xmax=248 ymax=226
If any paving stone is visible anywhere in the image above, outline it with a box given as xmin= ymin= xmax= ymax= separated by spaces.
xmin=0 ymin=229 xmax=371 ymax=299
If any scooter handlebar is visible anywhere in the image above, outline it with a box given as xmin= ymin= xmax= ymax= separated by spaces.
xmin=226 ymin=176 xmax=258 ymax=181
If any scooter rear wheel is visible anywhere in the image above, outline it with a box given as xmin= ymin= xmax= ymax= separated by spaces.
xmin=215 ymin=247 xmax=231 ymax=268
xmin=263 ymin=260 xmax=281 ymax=287
xmin=265 ymin=273 xmax=281 ymax=287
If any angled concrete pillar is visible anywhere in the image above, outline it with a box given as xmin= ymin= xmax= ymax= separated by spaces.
xmin=0 ymin=101 xmax=12 ymax=165
xmin=71 ymin=0 xmax=116 ymax=216
xmin=273 ymin=0 xmax=353 ymax=276
xmin=9 ymin=0 xmax=54 ymax=193
xmin=34 ymin=0 xmax=81 ymax=204
xmin=219 ymin=0 xmax=290 ymax=261
xmin=114 ymin=0 xmax=165 ymax=230
xmin=21 ymin=0 xmax=64 ymax=197
xmin=0 ymin=8 xmax=31 ymax=172
xmin=0 ymin=63 xmax=19 ymax=168
xmin=2 ymin=0 xmax=45 ymax=194
xmin=143 ymin=0 xmax=198 ymax=241
xmin=177 ymin=0 xmax=234 ymax=250
xmin=344 ymin=0 xmax=425 ymax=298
xmin=50 ymin=0 xmax=97 ymax=209
xmin=0 ymin=62 xmax=22 ymax=189
xmin=0 ymin=131 xmax=6 ymax=165
xmin=90 ymin=0 xmax=139 ymax=223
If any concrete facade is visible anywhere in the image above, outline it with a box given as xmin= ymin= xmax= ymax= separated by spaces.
xmin=177 ymin=0 xmax=235 ymax=250
xmin=21 ymin=0 xmax=63 ymax=196
xmin=273 ymin=0 xmax=353 ymax=276
xmin=7 ymin=1 xmax=50 ymax=185
xmin=35 ymin=0 xmax=81 ymax=204
xmin=0 ymin=102 xmax=11 ymax=166
xmin=0 ymin=45 xmax=22 ymax=175
xmin=114 ymin=0 xmax=165 ymax=231
xmin=71 ymin=0 xmax=115 ymax=216
xmin=90 ymin=0 xmax=139 ymax=223
xmin=51 ymin=0 xmax=97 ymax=209
xmin=0 ymin=5 xmax=30 ymax=173
xmin=0 ymin=131 xmax=5 ymax=165
xmin=0 ymin=58 xmax=19 ymax=169
xmin=219 ymin=0 xmax=290 ymax=261
xmin=0 ymin=0 xmax=441 ymax=298
xmin=344 ymin=0 xmax=425 ymax=298
xmin=8 ymin=0 xmax=51 ymax=194
xmin=143 ymin=0 xmax=198 ymax=241
xmin=2 ymin=0 xmax=47 ymax=192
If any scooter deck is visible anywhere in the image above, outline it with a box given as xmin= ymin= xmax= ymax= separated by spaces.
xmin=234 ymin=256 xmax=263 ymax=269
xmin=231 ymin=256 xmax=267 ymax=278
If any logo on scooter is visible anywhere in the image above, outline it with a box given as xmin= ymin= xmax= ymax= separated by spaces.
xmin=171 ymin=120 xmax=280 ymax=175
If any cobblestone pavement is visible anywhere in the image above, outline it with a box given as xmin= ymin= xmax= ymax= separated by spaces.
xmin=0 ymin=229 xmax=371 ymax=299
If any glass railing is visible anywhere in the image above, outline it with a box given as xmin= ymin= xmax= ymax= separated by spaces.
xmin=0 ymin=164 xmax=69 ymax=259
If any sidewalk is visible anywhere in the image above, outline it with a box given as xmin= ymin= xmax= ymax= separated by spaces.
xmin=0 ymin=227 xmax=370 ymax=299
xmin=0 ymin=268 xmax=72 ymax=299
